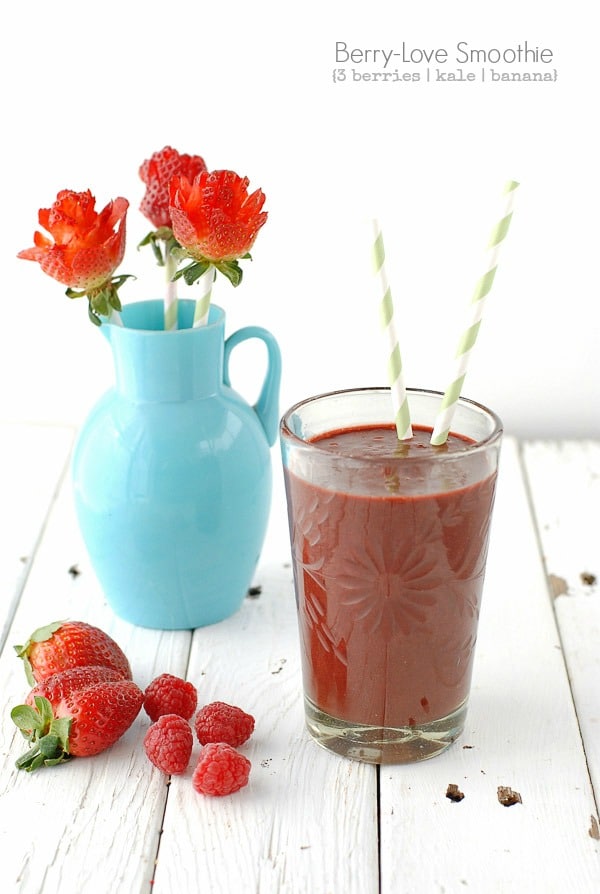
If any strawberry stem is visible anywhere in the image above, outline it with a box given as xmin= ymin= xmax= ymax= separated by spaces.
xmin=11 ymin=697 xmax=73 ymax=772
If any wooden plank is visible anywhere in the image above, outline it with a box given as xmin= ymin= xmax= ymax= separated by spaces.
xmin=521 ymin=440 xmax=600 ymax=803
xmin=153 ymin=560 xmax=379 ymax=894
xmin=4 ymin=427 xmax=597 ymax=892
xmin=1 ymin=434 xmax=379 ymax=893
xmin=0 ymin=460 xmax=192 ymax=894
xmin=0 ymin=422 xmax=74 ymax=650
xmin=380 ymin=438 xmax=600 ymax=892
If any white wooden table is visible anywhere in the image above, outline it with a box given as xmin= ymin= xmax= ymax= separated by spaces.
xmin=1 ymin=424 xmax=599 ymax=893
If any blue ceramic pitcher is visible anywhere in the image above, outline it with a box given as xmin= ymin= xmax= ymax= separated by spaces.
xmin=72 ymin=299 xmax=281 ymax=629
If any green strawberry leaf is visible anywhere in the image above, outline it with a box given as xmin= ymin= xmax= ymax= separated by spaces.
xmin=50 ymin=717 xmax=72 ymax=751
xmin=14 ymin=621 xmax=66 ymax=686
xmin=38 ymin=733 xmax=61 ymax=758
xmin=66 ymin=286 xmax=89 ymax=299
xmin=109 ymin=292 xmax=123 ymax=312
xmin=138 ymin=228 xmax=179 ymax=267
xmin=152 ymin=240 xmax=165 ymax=265
xmin=15 ymin=740 xmax=72 ymax=772
xmin=66 ymin=275 xmax=135 ymax=326
xmin=28 ymin=620 xmax=65 ymax=645
xmin=175 ymin=261 xmax=212 ymax=286
xmin=44 ymin=754 xmax=73 ymax=768
xmin=215 ymin=259 xmax=244 ymax=288
xmin=15 ymin=744 xmax=46 ymax=771
xmin=111 ymin=274 xmax=135 ymax=291
xmin=92 ymin=292 xmax=110 ymax=318
xmin=170 ymin=245 xmax=191 ymax=262
xmin=11 ymin=704 xmax=42 ymax=737
xmin=88 ymin=303 xmax=102 ymax=326
xmin=33 ymin=696 xmax=55 ymax=729
xmin=12 ymin=697 xmax=73 ymax=772
xmin=20 ymin=658 xmax=35 ymax=687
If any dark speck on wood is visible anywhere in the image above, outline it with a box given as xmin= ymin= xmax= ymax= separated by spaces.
xmin=446 ymin=784 xmax=465 ymax=802
xmin=497 ymin=785 xmax=522 ymax=806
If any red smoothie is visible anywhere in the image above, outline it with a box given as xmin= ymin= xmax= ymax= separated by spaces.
xmin=283 ymin=424 xmax=498 ymax=730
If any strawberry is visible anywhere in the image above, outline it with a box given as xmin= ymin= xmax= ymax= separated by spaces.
xmin=168 ymin=169 xmax=267 ymax=287
xmin=25 ymin=664 xmax=126 ymax=705
xmin=11 ymin=667 xmax=143 ymax=771
xmin=139 ymin=146 xmax=207 ymax=229
xmin=17 ymin=190 xmax=130 ymax=324
xmin=18 ymin=190 xmax=129 ymax=292
xmin=14 ymin=620 xmax=132 ymax=686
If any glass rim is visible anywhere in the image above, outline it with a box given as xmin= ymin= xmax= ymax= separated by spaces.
xmin=280 ymin=386 xmax=503 ymax=461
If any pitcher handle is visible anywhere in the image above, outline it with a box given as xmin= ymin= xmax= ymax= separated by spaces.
xmin=223 ymin=326 xmax=282 ymax=446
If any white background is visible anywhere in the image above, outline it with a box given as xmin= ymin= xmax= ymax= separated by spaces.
xmin=1 ymin=0 xmax=598 ymax=438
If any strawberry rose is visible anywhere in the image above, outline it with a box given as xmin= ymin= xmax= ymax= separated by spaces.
xmin=18 ymin=189 xmax=128 ymax=292
xmin=139 ymin=145 xmax=207 ymax=229
xmin=18 ymin=189 xmax=130 ymax=324
xmin=168 ymin=170 xmax=267 ymax=286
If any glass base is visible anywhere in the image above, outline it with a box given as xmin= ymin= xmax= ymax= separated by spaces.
xmin=304 ymin=696 xmax=468 ymax=764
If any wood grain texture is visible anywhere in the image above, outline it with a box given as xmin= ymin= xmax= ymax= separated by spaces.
xmin=522 ymin=441 xmax=600 ymax=808
xmin=153 ymin=562 xmax=379 ymax=894
xmin=380 ymin=438 xmax=600 ymax=892
xmin=1 ymin=428 xmax=599 ymax=893
xmin=0 ymin=422 xmax=74 ymax=650
xmin=0 ymin=445 xmax=191 ymax=894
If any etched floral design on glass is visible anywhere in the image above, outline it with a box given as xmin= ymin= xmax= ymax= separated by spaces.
xmin=286 ymin=467 xmax=497 ymax=728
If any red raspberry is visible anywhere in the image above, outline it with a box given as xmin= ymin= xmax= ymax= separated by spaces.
xmin=194 ymin=701 xmax=255 ymax=747
xmin=192 ymin=743 xmax=251 ymax=796
xmin=143 ymin=673 xmax=197 ymax=722
xmin=143 ymin=714 xmax=193 ymax=775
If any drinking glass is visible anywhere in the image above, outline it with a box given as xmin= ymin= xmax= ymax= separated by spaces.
xmin=280 ymin=387 xmax=502 ymax=763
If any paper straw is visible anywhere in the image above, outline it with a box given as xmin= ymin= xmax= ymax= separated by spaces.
xmin=193 ymin=267 xmax=216 ymax=328
xmin=164 ymin=253 xmax=178 ymax=331
xmin=430 ymin=180 xmax=519 ymax=446
xmin=372 ymin=219 xmax=412 ymax=440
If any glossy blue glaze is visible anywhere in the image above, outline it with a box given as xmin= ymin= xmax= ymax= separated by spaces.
xmin=72 ymin=300 xmax=281 ymax=629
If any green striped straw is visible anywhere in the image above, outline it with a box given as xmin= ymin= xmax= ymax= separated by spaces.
xmin=372 ymin=219 xmax=412 ymax=440
xmin=430 ymin=180 xmax=519 ymax=445
xmin=193 ymin=267 xmax=215 ymax=328
xmin=164 ymin=252 xmax=178 ymax=331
